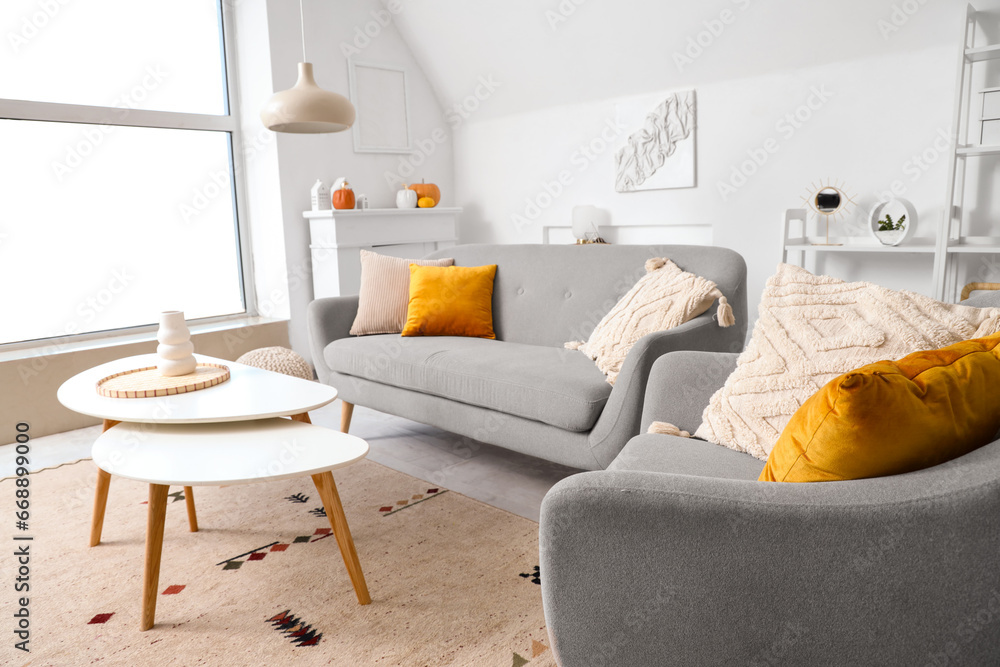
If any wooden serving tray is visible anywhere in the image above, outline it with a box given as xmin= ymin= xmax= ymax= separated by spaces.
xmin=96 ymin=364 xmax=230 ymax=398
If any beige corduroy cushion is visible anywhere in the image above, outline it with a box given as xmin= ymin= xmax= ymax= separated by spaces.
xmin=566 ymin=258 xmax=734 ymax=385
xmin=694 ymin=263 xmax=1000 ymax=460
xmin=236 ymin=346 xmax=313 ymax=380
xmin=350 ymin=249 xmax=454 ymax=335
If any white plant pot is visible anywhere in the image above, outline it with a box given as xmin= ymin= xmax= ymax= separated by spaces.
xmin=157 ymin=311 xmax=197 ymax=377
xmin=874 ymin=229 xmax=907 ymax=246
xmin=868 ymin=198 xmax=917 ymax=247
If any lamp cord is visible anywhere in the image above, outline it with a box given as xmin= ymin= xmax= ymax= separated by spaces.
xmin=299 ymin=0 xmax=307 ymax=62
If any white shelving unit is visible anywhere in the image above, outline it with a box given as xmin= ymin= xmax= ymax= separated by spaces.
xmin=782 ymin=5 xmax=1000 ymax=302
xmin=934 ymin=4 xmax=1000 ymax=301
xmin=780 ymin=209 xmax=937 ymax=275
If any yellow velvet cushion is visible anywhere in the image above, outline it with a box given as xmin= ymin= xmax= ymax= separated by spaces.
xmin=401 ymin=264 xmax=498 ymax=339
xmin=759 ymin=334 xmax=1000 ymax=483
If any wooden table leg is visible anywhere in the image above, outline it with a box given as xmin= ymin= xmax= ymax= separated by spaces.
xmin=340 ymin=401 xmax=354 ymax=433
xmin=312 ymin=471 xmax=370 ymax=605
xmin=290 ymin=412 xmax=312 ymax=424
xmin=89 ymin=419 xmax=120 ymax=547
xmin=183 ymin=487 xmax=198 ymax=532
xmin=90 ymin=469 xmax=112 ymax=547
xmin=142 ymin=483 xmax=169 ymax=631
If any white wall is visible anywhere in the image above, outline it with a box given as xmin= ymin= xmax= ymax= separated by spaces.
xmin=236 ymin=0 xmax=455 ymax=362
xmin=233 ymin=0 xmax=289 ymax=328
xmin=453 ymin=44 xmax=960 ymax=321
xmin=391 ymin=0 xmax=963 ymax=123
xmin=233 ymin=0 xmax=997 ymax=349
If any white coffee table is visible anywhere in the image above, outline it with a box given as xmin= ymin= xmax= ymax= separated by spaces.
xmin=93 ymin=418 xmax=370 ymax=630
xmin=58 ymin=353 xmax=339 ymax=547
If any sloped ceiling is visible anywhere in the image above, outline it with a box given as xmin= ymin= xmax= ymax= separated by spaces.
xmin=390 ymin=0 xmax=978 ymax=122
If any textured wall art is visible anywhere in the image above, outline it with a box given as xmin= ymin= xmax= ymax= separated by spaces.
xmin=614 ymin=90 xmax=696 ymax=192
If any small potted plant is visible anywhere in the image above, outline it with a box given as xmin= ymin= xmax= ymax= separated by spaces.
xmin=875 ymin=212 xmax=907 ymax=246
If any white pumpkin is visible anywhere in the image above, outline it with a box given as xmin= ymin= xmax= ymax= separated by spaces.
xmin=396 ymin=185 xmax=418 ymax=209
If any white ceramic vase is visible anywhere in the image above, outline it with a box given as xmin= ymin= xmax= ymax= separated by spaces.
xmin=157 ymin=311 xmax=197 ymax=377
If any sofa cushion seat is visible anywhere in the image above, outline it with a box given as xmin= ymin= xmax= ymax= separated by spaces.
xmin=610 ymin=433 xmax=764 ymax=480
xmin=325 ymin=335 xmax=612 ymax=431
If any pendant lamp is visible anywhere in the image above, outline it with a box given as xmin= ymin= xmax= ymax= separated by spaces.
xmin=260 ymin=0 xmax=356 ymax=134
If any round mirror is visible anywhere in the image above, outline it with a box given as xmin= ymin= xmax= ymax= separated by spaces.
xmin=815 ymin=188 xmax=842 ymax=214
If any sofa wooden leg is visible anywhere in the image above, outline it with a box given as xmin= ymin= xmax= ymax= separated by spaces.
xmin=341 ymin=401 xmax=354 ymax=433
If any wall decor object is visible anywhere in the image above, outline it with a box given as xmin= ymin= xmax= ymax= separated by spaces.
xmin=396 ymin=186 xmax=417 ymax=209
xmin=332 ymin=181 xmax=355 ymax=210
xmin=260 ymin=1 xmax=355 ymax=134
xmin=157 ymin=310 xmax=197 ymax=377
xmin=310 ymin=179 xmax=330 ymax=211
xmin=868 ymin=197 xmax=916 ymax=246
xmin=571 ymin=205 xmax=609 ymax=244
xmin=614 ymin=90 xmax=696 ymax=192
xmin=348 ymin=60 xmax=412 ymax=153
xmin=801 ymin=179 xmax=857 ymax=246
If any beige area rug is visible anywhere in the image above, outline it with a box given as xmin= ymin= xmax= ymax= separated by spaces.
xmin=1 ymin=459 xmax=557 ymax=666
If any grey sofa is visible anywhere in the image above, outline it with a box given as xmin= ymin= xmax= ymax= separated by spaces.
xmin=307 ymin=244 xmax=747 ymax=470
xmin=540 ymin=349 xmax=1000 ymax=665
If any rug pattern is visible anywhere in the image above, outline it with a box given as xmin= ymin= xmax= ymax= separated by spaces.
xmin=0 ymin=458 xmax=557 ymax=666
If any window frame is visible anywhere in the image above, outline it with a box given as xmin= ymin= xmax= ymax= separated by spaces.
xmin=0 ymin=1 xmax=256 ymax=352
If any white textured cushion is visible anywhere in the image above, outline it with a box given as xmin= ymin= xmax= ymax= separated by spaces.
xmin=567 ymin=258 xmax=733 ymax=385
xmin=695 ymin=264 xmax=1000 ymax=460
xmin=349 ymin=250 xmax=453 ymax=335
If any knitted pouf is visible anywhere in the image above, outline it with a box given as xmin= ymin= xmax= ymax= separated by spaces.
xmin=236 ymin=346 xmax=313 ymax=381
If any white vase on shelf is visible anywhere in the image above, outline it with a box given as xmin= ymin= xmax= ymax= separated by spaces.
xmin=157 ymin=311 xmax=197 ymax=377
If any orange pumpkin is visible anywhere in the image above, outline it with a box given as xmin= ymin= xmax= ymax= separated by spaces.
xmin=332 ymin=182 xmax=355 ymax=210
xmin=408 ymin=179 xmax=440 ymax=207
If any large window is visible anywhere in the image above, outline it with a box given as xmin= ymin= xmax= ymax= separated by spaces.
xmin=0 ymin=0 xmax=248 ymax=346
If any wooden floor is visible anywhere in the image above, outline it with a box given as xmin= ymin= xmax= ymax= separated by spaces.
xmin=2 ymin=401 xmax=581 ymax=521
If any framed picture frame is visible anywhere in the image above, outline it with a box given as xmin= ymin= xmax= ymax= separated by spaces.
xmin=348 ymin=60 xmax=412 ymax=154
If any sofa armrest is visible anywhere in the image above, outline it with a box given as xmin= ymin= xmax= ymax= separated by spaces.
xmin=307 ymin=296 xmax=360 ymax=384
xmin=540 ymin=442 xmax=1000 ymax=666
xmin=639 ymin=350 xmax=739 ymax=434
xmin=588 ymin=314 xmax=744 ymax=467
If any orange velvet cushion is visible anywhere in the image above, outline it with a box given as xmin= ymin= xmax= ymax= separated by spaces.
xmin=401 ymin=264 xmax=498 ymax=339
xmin=759 ymin=334 xmax=1000 ymax=483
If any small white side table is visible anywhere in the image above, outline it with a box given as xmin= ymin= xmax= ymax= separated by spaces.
xmin=57 ymin=353 xmax=339 ymax=547
xmin=93 ymin=418 xmax=371 ymax=630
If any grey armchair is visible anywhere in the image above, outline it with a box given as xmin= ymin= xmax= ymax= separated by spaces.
xmin=540 ymin=350 xmax=1000 ymax=665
